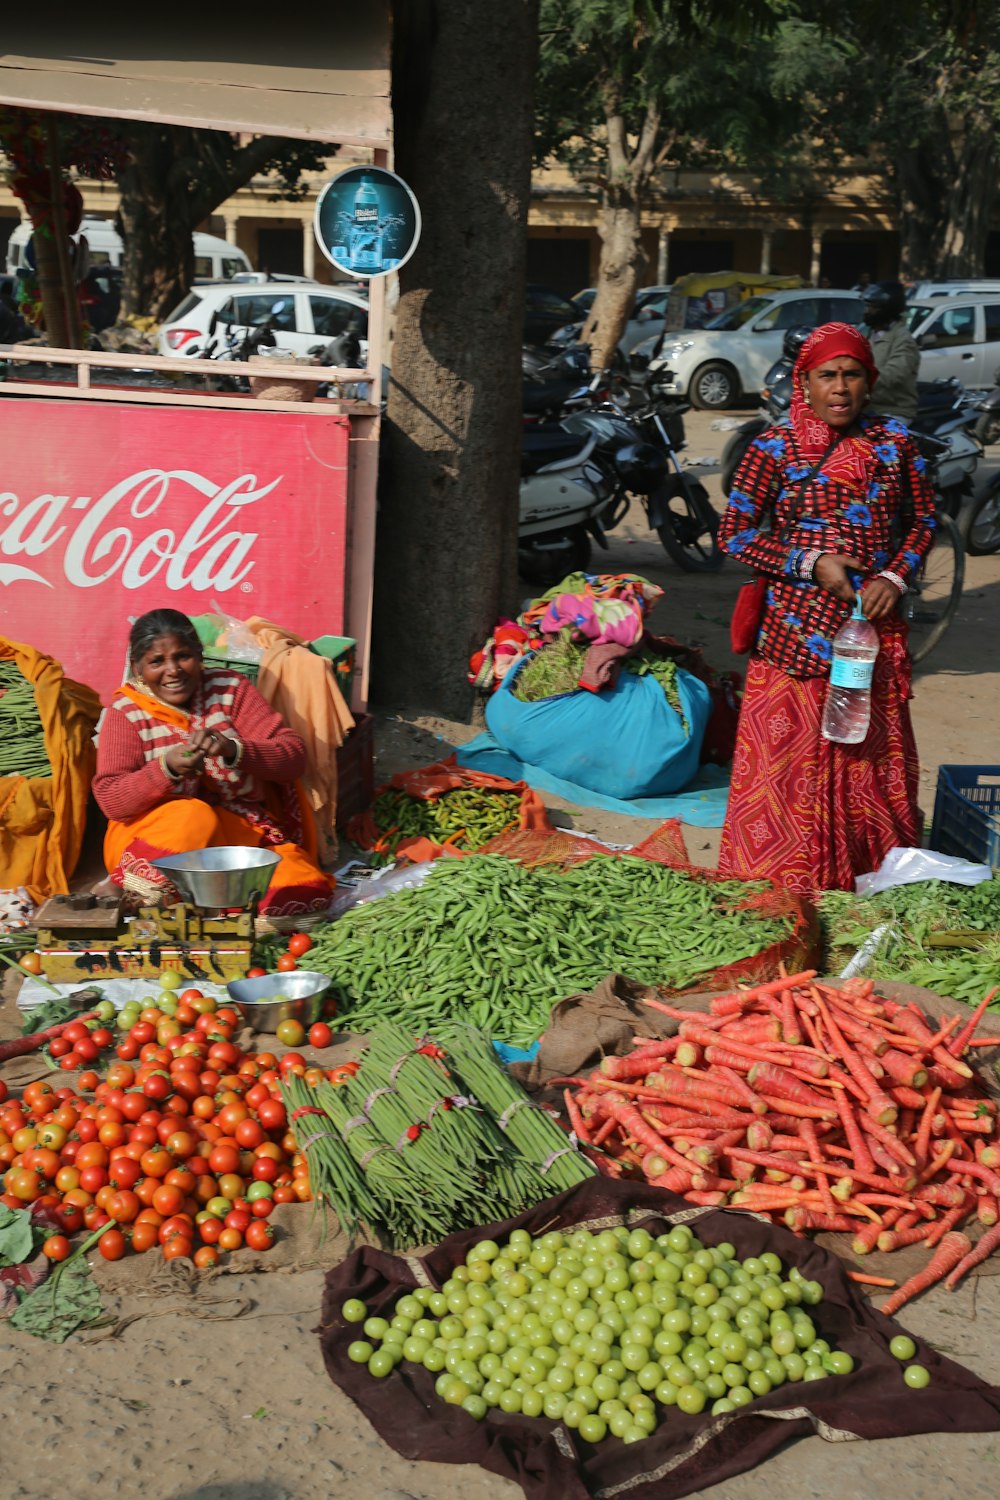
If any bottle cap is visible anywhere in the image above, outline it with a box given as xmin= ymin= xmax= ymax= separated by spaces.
xmin=852 ymin=593 xmax=866 ymax=620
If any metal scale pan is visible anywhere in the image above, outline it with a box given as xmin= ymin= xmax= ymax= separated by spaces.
xmin=150 ymin=847 xmax=280 ymax=911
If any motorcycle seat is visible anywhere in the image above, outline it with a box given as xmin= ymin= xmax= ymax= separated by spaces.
xmin=521 ymin=427 xmax=595 ymax=475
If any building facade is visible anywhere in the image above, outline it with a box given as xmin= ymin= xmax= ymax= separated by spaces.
xmin=4 ymin=153 xmax=997 ymax=302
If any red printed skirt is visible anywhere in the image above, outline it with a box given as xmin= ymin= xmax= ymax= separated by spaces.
xmin=718 ymin=625 xmax=920 ymax=894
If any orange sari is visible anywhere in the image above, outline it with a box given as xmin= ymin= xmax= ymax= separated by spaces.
xmin=103 ymin=680 xmax=333 ymax=917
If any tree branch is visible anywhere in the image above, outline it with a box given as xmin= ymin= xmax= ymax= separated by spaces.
xmin=632 ymin=98 xmax=662 ymax=181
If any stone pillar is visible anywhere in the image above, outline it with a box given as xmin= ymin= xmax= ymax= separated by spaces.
xmin=760 ymin=229 xmax=773 ymax=275
xmin=656 ymin=228 xmax=671 ymax=285
xmin=223 ymin=212 xmax=239 ymax=246
xmin=809 ymin=229 xmax=824 ymax=286
xmin=303 ymin=217 xmax=316 ymax=280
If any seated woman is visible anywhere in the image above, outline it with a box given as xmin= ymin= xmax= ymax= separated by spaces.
xmin=93 ymin=608 xmax=334 ymax=916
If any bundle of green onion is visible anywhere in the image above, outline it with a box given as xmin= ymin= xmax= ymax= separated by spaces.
xmin=0 ymin=662 xmax=49 ymax=779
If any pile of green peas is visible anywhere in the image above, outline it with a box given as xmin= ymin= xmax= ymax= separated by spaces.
xmin=342 ymin=1220 xmax=857 ymax=1440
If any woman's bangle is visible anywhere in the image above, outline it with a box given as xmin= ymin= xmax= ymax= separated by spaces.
xmin=223 ymin=736 xmax=244 ymax=768
xmin=800 ymin=548 xmax=823 ymax=581
xmin=877 ymin=570 xmax=907 ymax=593
xmin=160 ymin=753 xmax=182 ymax=784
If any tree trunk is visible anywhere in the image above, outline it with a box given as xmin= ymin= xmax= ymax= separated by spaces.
xmin=372 ymin=0 xmax=539 ymax=718
xmin=32 ymin=229 xmax=70 ymax=350
xmin=939 ymin=125 xmax=998 ymax=277
xmin=583 ymin=192 xmax=647 ymax=371
xmin=894 ymin=143 xmax=946 ymax=280
xmin=582 ymin=101 xmax=660 ymax=372
xmin=117 ymin=129 xmax=196 ymax=321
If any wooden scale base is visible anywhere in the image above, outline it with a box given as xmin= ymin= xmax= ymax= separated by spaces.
xmin=35 ymin=892 xmax=254 ymax=983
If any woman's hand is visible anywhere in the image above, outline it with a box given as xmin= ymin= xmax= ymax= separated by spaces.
xmin=861 ymin=576 xmax=901 ymax=622
xmin=164 ymin=730 xmax=238 ymax=777
xmin=187 ymin=727 xmax=239 ymax=765
xmin=813 ymin=553 xmax=865 ymax=603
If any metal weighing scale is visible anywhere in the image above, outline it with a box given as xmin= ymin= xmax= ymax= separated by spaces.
xmin=35 ymin=848 xmax=279 ymax=984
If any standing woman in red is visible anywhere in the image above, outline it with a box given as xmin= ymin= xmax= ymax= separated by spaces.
xmin=717 ymin=323 xmax=937 ymax=893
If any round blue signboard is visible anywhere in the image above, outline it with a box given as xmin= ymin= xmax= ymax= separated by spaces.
xmin=314 ymin=166 xmax=421 ymax=279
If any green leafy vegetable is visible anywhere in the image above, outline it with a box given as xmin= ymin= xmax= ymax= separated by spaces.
xmin=818 ymin=877 xmax=1000 ymax=1005
xmin=0 ymin=1205 xmax=35 ymax=1268
xmin=20 ymin=987 xmax=103 ymax=1036
xmin=9 ymin=1257 xmax=104 ymax=1343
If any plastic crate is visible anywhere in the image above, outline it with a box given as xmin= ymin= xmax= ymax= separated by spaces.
xmin=930 ymin=765 xmax=1000 ymax=869
xmin=309 ymin=634 xmax=357 ymax=688
xmin=336 ymin=713 xmax=375 ymax=832
xmin=202 ymin=650 xmax=259 ymax=686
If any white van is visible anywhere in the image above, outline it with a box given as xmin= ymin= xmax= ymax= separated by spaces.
xmin=5 ymin=217 xmax=252 ymax=281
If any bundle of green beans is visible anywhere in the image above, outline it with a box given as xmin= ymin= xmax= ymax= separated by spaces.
xmin=0 ymin=662 xmax=50 ymax=778
xmin=439 ymin=1025 xmax=593 ymax=1193
xmin=303 ymin=854 xmax=791 ymax=1046
xmin=818 ymin=876 xmax=1000 ymax=1005
xmin=284 ymin=1023 xmax=593 ymax=1247
xmin=365 ymin=786 xmax=523 ymax=864
xmin=281 ymin=1073 xmax=382 ymax=1238
xmin=513 ymin=639 xmax=685 ymax=726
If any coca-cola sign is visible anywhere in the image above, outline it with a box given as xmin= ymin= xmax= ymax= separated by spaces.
xmin=0 ymin=401 xmax=350 ymax=702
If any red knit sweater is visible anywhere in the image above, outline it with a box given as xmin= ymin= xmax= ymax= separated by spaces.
xmin=93 ymin=672 xmax=307 ymax=822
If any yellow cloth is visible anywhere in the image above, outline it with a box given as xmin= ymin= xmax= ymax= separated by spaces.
xmin=248 ymin=618 xmax=355 ymax=869
xmin=0 ymin=637 xmax=102 ymax=902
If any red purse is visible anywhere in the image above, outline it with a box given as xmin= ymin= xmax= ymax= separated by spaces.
xmin=730 ymin=576 xmax=768 ymax=654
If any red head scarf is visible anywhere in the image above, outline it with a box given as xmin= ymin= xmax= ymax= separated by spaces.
xmin=789 ymin=322 xmax=879 ymax=489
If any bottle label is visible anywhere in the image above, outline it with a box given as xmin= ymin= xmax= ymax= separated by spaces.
xmin=830 ymin=656 xmax=875 ymax=689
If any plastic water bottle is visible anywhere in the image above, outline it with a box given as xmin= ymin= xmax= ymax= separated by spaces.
xmin=821 ymin=595 xmax=880 ymax=745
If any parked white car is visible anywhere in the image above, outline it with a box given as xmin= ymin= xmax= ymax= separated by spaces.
xmin=157 ymin=280 xmax=369 ymax=359
xmin=5 ymin=217 xmax=252 ymax=282
xmin=906 ymin=280 xmax=1000 ymax=301
xmin=907 ymin=295 xmax=1000 ymax=387
xmin=632 ymin=288 xmax=866 ymax=408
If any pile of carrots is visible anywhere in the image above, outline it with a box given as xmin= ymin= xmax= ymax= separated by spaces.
xmin=562 ymin=970 xmax=1000 ymax=1315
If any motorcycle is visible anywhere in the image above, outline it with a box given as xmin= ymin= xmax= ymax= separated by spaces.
xmin=521 ymin=344 xmax=625 ymax=424
xmin=517 ymin=424 xmax=615 ymax=584
xmin=972 ymin=364 xmax=1000 ymax=449
xmin=192 ymin=303 xmax=286 ymax=391
xmin=560 ymin=374 xmax=722 ymax=571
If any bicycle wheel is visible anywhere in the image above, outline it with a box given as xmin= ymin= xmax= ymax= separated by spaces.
xmin=902 ymin=512 xmax=964 ymax=663
xmin=653 ymin=474 xmax=723 ymax=572
xmin=963 ymin=479 xmax=1000 ymax=555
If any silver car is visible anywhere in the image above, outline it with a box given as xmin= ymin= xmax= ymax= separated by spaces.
xmin=632 ymin=288 xmax=866 ymax=409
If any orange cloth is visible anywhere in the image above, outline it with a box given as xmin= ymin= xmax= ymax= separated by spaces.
xmin=0 ymin=637 xmax=101 ymax=902
xmin=248 ymin=617 xmax=355 ymax=869
xmin=103 ymin=798 xmax=332 ymax=917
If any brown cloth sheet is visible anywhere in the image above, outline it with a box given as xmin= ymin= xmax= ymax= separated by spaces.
xmin=319 ymin=1177 xmax=1000 ymax=1500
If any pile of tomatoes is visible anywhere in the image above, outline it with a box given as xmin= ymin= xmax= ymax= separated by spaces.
xmin=0 ymin=985 xmax=332 ymax=1269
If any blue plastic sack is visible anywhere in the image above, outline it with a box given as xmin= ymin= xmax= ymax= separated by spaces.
xmin=484 ymin=657 xmax=711 ymax=800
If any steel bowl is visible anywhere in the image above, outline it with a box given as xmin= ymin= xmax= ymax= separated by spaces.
xmin=226 ymin=970 xmax=331 ymax=1033
xmin=151 ymin=847 xmax=279 ymax=909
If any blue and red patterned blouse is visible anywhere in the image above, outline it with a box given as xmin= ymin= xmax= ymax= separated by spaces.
xmin=718 ymin=414 xmax=938 ymax=677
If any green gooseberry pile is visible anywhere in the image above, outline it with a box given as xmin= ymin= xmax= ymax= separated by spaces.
xmin=343 ymin=1220 xmax=857 ymax=1441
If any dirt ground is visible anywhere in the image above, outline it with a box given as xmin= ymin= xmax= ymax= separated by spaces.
xmin=3 ymin=412 xmax=1000 ymax=1499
